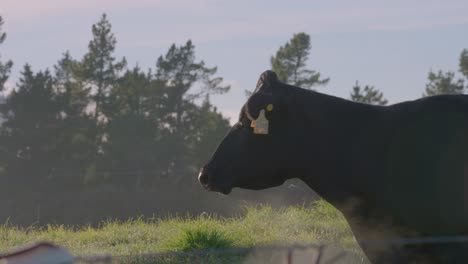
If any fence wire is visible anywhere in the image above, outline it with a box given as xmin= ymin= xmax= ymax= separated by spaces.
xmin=73 ymin=244 xmax=355 ymax=264
xmin=71 ymin=235 xmax=468 ymax=264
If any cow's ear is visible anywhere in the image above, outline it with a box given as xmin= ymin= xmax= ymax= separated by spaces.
xmin=245 ymin=91 xmax=273 ymax=120
xmin=246 ymin=70 xmax=279 ymax=120
xmin=253 ymin=70 xmax=279 ymax=93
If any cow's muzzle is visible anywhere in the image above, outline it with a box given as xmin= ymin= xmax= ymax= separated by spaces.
xmin=198 ymin=168 xmax=231 ymax=194
xmin=198 ymin=170 xmax=210 ymax=186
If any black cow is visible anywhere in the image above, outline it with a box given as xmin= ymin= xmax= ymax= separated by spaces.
xmin=199 ymin=70 xmax=468 ymax=263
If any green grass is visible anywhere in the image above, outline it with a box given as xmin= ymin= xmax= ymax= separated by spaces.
xmin=161 ymin=224 xmax=234 ymax=252
xmin=0 ymin=200 xmax=367 ymax=263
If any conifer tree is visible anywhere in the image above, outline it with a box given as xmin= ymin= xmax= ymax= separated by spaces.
xmin=0 ymin=65 xmax=61 ymax=188
xmin=78 ymin=13 xmax=126 ymax=122
xmin=0 ymin=16 xmax=12 ymax=92
xmin=270 ymin=32 xmax=329 ymax=89
xmin=423 ymin=70 xmax=465 ymax=96
xmin=74 ymin=13 xmax=126 ymax=183
xmin=53 ymin=52 xmax=95 ymax=186
xmin=155 ymin=40 xmax=229 ymax=133
xmin=350 ymin=81 xmax=388 ymax=105
xmin=459 ymin=49 xmax=468 ymax=79
xmin=104 ymin=66 xmax=157 ymax=188
xmin=155 ymin=40 xmax=230 ymax=181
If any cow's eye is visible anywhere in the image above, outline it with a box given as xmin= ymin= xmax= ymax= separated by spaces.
xmin=236 ymin=121 xmax=251 ymax=130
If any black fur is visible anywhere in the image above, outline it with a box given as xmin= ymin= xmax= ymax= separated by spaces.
xmin=200 ymin=71 xmax=468 ymax=263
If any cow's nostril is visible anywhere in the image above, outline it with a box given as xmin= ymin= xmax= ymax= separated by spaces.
xmin=198 ymin=170 xmax=210 ymax=185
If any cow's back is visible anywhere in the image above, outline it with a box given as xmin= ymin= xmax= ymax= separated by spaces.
xmin=373 ymin=94 xmax=468 ymax=234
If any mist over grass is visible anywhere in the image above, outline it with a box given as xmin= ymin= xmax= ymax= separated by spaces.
xmin=0 ymin=201 xmax=367 ymax=263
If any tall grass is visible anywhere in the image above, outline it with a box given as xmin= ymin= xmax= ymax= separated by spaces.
xmin=0 ymin=201 xmax=366 ymax=263
xmin=160 ymin=223 xmax=234 ymax=252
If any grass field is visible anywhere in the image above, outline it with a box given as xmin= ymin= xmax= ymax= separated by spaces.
xmin=0 ymin=200 xmax=367 ymax=263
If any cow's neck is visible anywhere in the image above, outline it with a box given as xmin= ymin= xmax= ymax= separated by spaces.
xmin=281 ymin=85 xmax=382 ymax=217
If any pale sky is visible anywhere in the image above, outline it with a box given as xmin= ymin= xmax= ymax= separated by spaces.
xmin=1 ymin=0 xmax=467 ymax=123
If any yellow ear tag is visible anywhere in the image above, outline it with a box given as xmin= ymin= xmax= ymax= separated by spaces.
xmin=266 ymin=104 xmax=273 ymax=112
xmin=252 ymin=109 xmax=269 ymax=135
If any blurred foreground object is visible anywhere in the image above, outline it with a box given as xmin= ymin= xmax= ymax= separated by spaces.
xmin=0 ymin=242 xmax=73 ymax=264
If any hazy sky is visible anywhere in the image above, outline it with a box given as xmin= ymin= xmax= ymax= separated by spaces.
xmin=1 ymin=0 xmax=467 ymax=123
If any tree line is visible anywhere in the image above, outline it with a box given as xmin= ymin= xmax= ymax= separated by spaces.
xmin=0 ymin=14 xmax=231 ymax=192
xmin=268 ymin=32 xmax=468 ymax=105
xmin=0 ymin=15 xmax=466 ymax=193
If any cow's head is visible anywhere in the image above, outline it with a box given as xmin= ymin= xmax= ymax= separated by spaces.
xmin=198 ymin=70 xmax=299 ymax=194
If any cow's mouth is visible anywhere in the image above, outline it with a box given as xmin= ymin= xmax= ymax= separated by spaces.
xmin=202 ymin=183 xmax=232 ymax=195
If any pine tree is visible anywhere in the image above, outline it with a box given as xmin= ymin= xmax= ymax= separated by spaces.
xmin=78 ymin=13 xmax=126 ymax=122
xmin=0 ymin=16 xmax=13 ymax=92
xmin=155 ymin=40 xmax=230 ymax=182
xmin=74 ymin=14 xmax=126 ymax=183
xmin=459 ymin=49 xmax=468 ymax=79
xmin=103 ymin=66 xmax=158 ymax=188
xmin=270 ymin=32 xmax=329 ymax=89
xmin=423 ymin=70 xmax=465 ymax=96
xmin=54 ymin=51 xmax=89 ymax=117
xmin=0 ymin=65 xmax=61 ymax=189
xmin=53 ymin=52 xmax=96 ymax=187
xmin=155 ymin=40 xmax=229 ymax=133
xmin=350 ymin=81 xmax=388 ymax=105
